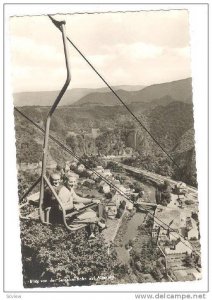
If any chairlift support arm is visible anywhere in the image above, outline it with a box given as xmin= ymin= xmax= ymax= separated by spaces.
xmin=39 ymin=17 xmax=71 ymax=222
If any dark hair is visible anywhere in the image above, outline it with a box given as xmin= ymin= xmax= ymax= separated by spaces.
xmin=56 ymin=164 xmax=64 ymax=171
xmin=49 ymin=172 xmax=61 ymax=183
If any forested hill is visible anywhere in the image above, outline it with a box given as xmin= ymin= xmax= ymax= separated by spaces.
xmin=148 ymin=101 xmax=195 ymax=152
xmin=14 ymin=78 xmax=191 ymax=108
xmin=13 ymin=85 xmax=145 ymax=107
xmin=14 ymin=96 xmax=197 ymax=186
xmin=73 ymin=78 xmax=192 ymax=107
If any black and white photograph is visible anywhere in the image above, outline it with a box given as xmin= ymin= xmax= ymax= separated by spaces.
xmin=3 ymin=3 xmax=209 ymax=294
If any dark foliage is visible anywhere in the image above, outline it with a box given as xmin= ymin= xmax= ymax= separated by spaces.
xmin=20 ymin=220 xmax=123 ymax=288
xmin=155 ymin=182 xmax=172 ymax=206
xmin=14 ymin=99 xmax=197 ymax=189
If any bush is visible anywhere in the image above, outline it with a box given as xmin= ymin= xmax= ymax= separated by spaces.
xmin=133 ymin=182 xmax=144 ymax=194
xmin=145 ymin=216 xmax=154 ymax=230
xmin=106 ymin=161 xmax=123 ymax=172
xmin=190 ymin=237 xmax=197 ymax=241
xmin=20 ymin=220 xmax=122 ymax=288
xmin=128 ymin=239 xmax=133 ymax=247
xmin=183 ymin=254 xmax=194 ymax=267
xmin=122 ymin=158 xmax=136 ymax=166
xmin=105 ymin=192 xmax=112 ymax=199
xmin=82 ymin=179 xmax=96 ymax=189
xmin=191 ymin=212 xmax=199 ymax=222
xmin=155 ymin=182 xmax=171 ymax=206
xmin=151 ymin=268 xmax=163 ymax=281
xmin=185 ymin=199 xmax=194 ymax=205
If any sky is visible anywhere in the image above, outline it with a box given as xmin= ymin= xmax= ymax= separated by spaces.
xmin=9 ymin=10 xmax=192 ymax=93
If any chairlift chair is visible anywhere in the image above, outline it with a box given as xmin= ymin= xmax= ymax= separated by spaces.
xmin=18 ymin=16 xmax=98 ymax=231
xmin=19 ymin=185 xmax=98 ymax=231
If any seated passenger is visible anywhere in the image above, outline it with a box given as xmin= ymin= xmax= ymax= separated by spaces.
xmin=58 ymin=174 xmax=98 ymax=210
xmin=58 ymin=174 xmax=107 ymax=238
xmin=43 ymin=172 xmax=61 ymax=207
xmin=43 ymin=172 xmax=62 ymax=223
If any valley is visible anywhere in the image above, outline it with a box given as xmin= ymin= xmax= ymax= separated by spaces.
xmin=14 ymin=77 xmax=201 ymax=287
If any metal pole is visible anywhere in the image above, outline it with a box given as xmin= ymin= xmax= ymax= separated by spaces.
xmin=20 ymin=176 xmax=41 ymax=203
xmin=39 ymin=20 xmax=71 ymax=222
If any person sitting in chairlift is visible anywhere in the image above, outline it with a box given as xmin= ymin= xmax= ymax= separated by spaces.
xmin=43 ymin=172 xmax=62 ymax=223
xmin=58 ymin=174 xmax=98 ymax=210
xmin=44 ymin=172 xmax=61 ymax=206
xmin=58 ymin=174 xmax=107 ymax=239
xmin=44 ymin=172 xmax=106 ymax=239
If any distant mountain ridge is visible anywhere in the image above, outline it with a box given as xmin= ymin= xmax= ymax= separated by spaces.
xmin=13 ymin=78 xmax=192 ymax=107
xmin=73 ymin=78 xmax=192 ymax=107
xmin=13 ymin=85 xmax=145 ymax=107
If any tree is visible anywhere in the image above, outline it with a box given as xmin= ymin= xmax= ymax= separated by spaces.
xmin=185 ymin=200 xmax=194 ymax=205
xmin=191 ymin=212 xmax=199 ymax=222
xmin=145 ymin=216 xmax=154 ymax=231
xmin=183 ymin=254 xmax=194 ymax=267
xmin=151 ymin=268 xmax=163 ymax=281
xmin=106 ymin=161 xmax=123 ymax=172
xmin=155 ymin=181 xmax=171 ymax=206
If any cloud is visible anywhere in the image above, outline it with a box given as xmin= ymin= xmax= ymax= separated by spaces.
xmin=174 ymin=47 xmax=190 ymax=58
xmin=118 ymin=42 xmax=164 ymax=60
xmin=9 ymin=11 xmax=191 ymax=92
xmin=10 ymin=36 xmax=64 ymax=67
xmin=66 ymin=10 xmax=190 ymax=52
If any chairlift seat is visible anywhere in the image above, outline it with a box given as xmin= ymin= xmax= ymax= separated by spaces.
xmin=27 ymin=208 xmax=40 ymax=220
xmin=41 ymin=181 xmax=99 ymax=231
xmin=27 ymin=191 xmax=40 ymax=206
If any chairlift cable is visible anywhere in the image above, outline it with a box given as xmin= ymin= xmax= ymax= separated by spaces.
xmin=48 ymin=15 xmax=181 ymax=171
xmin=15 ymin=107 xmax=200 ymax=257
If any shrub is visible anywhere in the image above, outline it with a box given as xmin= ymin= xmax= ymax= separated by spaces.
xmin=20 ymin=220 xmax=122 ymax=288
xmin=151 ymin=268 xmax=163 ymax=281
xmin=185 ymin=200 xmax=194 ymax=205
xmin=191 ymin=212 xmax=199 ymax=222
xmin=106 ymin=161 xmax=123 ymax=172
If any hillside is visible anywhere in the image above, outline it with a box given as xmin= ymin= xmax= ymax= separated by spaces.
xmin=13 ymin=85 xmax=145 ymax=107
xmin=73 ymin=78 xmax=192 ymax=107
xmin=134 ymin=77 xmax=192 ymax=103
xmin=14 ymin=96 xmax=197 ymax=186
xmin=173 ymin=128 xmax=196 ymax=154
xmin=148 ymin=102 xmax=195 ymax=151
xmin=72 ymin=90 xmax=132 ymax=107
